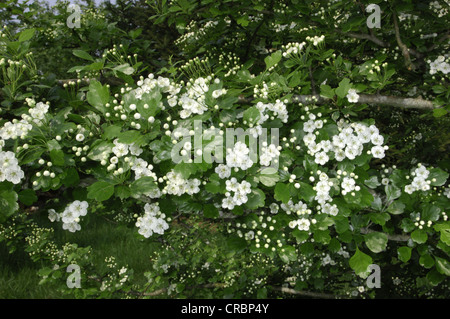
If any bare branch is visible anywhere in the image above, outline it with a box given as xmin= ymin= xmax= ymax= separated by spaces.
xmin=360 ymin=227 xmax=410 ymax=242
xmin=393 ymin=12 xmax=414 ymax=71
xmin=270 ymin=286 xmax=343 ymax=299
xmin=238 ymin=93 xmax=436 ymax=110
xmin=337 ymin=30 xmax=389 ymax=48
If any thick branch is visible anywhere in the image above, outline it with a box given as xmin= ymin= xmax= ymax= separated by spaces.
xmin=393 ymin=12 xmax=414 ymax=71
xmin=239 ymin=93 xmax=436 ymax=110
xmin=337 ymin=30 xmax=389 ymax=48
xmin=270 ymin=286 xmax=343 ymax=299
xmin=360 ymin=227 xmax=410 ymax=242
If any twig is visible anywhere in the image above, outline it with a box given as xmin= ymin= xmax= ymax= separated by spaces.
xmin=338 ymin=30 xmax=389 ymax=48
xmin=238 ymin=93 xmax=437 ymax=110
xmin=392 ymin=11 xmax=414 ymax=71
xmin=360 ymin=227 xmax=410 ymax=242
xmin=270 ymin=286 xmax=343 ymax=299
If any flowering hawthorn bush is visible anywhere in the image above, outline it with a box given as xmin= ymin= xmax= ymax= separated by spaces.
xmin=0 ymin=0 xmax=449 ymax=298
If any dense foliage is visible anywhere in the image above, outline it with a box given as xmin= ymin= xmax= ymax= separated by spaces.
xmin=0 ymin=0 xmax=449 ymax=299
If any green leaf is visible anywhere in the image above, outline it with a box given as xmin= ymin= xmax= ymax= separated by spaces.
xmin=435 ymin=257 xmax=450 ymax=276
xmin=387 ymin=200 xmax=405 ymax=215
xmin=364 ymin=176 xmax=381 ymax=189
xmin=87 ymin=140 xmax=113 ymax=161
xmin=349 ymin=248 xmax=373 ymax=277
xmin=274 ymin=183 xmax=290 ymax=204
xmin=18 ymin=28 xmax=35 ymax=42
xmin=243 ymin=106 xmax=260 ymax=125
xmin=364 ymin=232 xmax=388 ymax=253
xmin=335 ymin=78 xmax=351 ymax=99
xmin=433 ymin=108 xmax=448 ymax=118
xmin=411 ymin=229 xmax=428 ymax=244
xmin=427 ymin=268 xmax=445 ymax=286
xmin=49 ymin=149 xmax=65 ymax=166
xmin=226 ymin=235 xmax=247 ymax=253
xmin=0 ymin=186 xmax=18 ymax=223
xmin=87 ymin=80 xmax=110 ymax=113
xmin=245 ymin=189 xmax=265 ymax=209
xmin=73 ymin=49 xmax=94 ymax=61
xmin=117 ymin=130 xmax=143 ymax=145
xmin=113 ymin=63 xmax=135 ymax=75
xmin=397 ymin=246 xmax=412 ymax=263
xmin=434 ymin=223 xmax=450 ymax=246
xmin=314 ymin=229 xmax=331 ymax=244
xmin=87 ymin=181 xmax=115 ymax=202
xmin=385 ymin=184 xmax=401 ymax=202
xmin=259 ymin=168 xmax=279 ymax=187
xmin=419 ymin=254 xmax=435 ymax=269
xmin=279 ymin=245 xmax=297 ymax=263
xmin=264 ymin=50 xmax=282 ymax=69
xmin=428 ymin=168 xmax=448 ymax=186
xmin=115 ymin=185 xmax=131 ymax=200
xmin=320 ymin=84 xmax=335 ymax=99
xmin=298 ymin=182 xmax=316 ymax=203
xmin=422 ymin=204 xmax=440 ymax=222
xmin=18 ymin=189 xmax=37 ymax=206
xmin=129 ymin=176 xmax=156 ymax=195
xmin=203 ymin=204 xmax=219 ymax=218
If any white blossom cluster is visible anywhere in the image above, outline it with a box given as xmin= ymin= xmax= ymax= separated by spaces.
xmin=255 ymin=100 xmax=289 ymax=124
xmin=404 ymin=165 xmax=431 ymax=194
xmin=130 ymin=158 xmax=157 ymax=180
xmin=112 ymin=139 xmax=143 ymax=157
xmin=259 ymin=143 xmax=280 ymax=166
xmin=49 ymin=200 xmax=89 ymax=233
xmin=281 ymin=42 xmax=306 ymax=58
xmin=428 ymin=56 xmax=450 ymax=75
xmin=429 ymin=1 xmax=449 ymax=18
xmin=341 ymin=176 xmax=361 ymax=195
xmin=280 ymin=199 xmax=310 ymax=216
xmin=0 ymin=120 xmax=32 ymax=140
xmin=0 ymin=99 xmax=50 ymax=140
xmin=28 ymin=102 xmax=50 ymax=125
xmin=346 ymin=88 xmax=360 ymax=103
xmin=303 ymin=116 xmax=387 ymax=165
xmin=313 ymin=172 xmax=332 ymax=204
xmin=178 ymin=77 xmax=213 ymax=118
xmin=0 ymin=151 xmax=25 ymax=184
xmin=215 ymin=164 xmax=231 ymax=179
xmin=225 ymin=141 xmax=254 ymax=171
xmin=288 ymin=218 xmax=311 ymax=231
xmin=306 ymin=35 xmax=325 ymax=46
xmin=163 ymin=170 xmax=201 ymax=196
xmin=221 ymin=178 xmax=252 ymax=210
xmin=133 ymin=73 xmax=181 ymax=101
xmin=135 ymin=203 xmax=169 ymax=238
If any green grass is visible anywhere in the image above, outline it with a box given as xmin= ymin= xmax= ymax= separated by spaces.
xmin=0 ymin=212 xmax=160 ymax=298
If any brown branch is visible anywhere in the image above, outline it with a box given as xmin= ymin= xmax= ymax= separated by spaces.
xmin=238 ymin=93 xmax=436 ymax=110
xmin=337 ymin=30 xmax=389 ymax=48
xmin=131 ymin=283 xmax=226 ymax=297
xmin=270 ymin=286 xmax=344 ymax=299
xmin=360 ymin=227 xmax=410 ymax=242
xmin=392 ymin=12 xmax=414 ymax=71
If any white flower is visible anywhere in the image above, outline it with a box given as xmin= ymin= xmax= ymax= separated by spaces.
xmin=346 ymin=89 xmax=359 ymax=103
xmin=297 ymin=218 xmax=310 ymax=231
xmin=48 ymin=209 xmax=60 ymax=222
xmin=76 ymin=133 xmax=85 ymax=142
xmin=371 ymin=145 xmax=385 ymax=159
